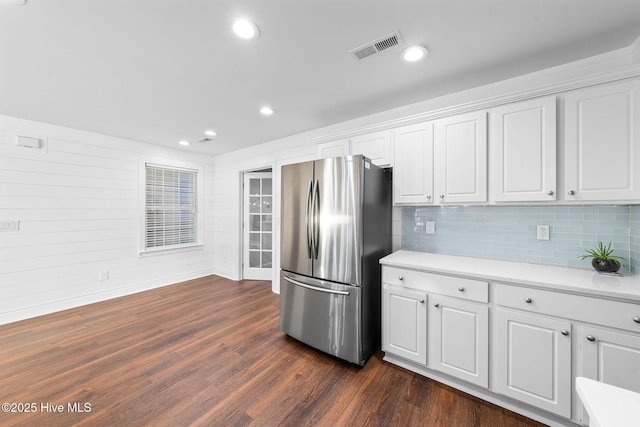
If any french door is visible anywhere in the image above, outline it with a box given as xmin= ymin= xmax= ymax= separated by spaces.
xmin=243 ymin=171 xmax=273 ymax=280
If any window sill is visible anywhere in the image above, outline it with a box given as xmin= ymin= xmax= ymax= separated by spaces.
xmin=139 ymin=243 xmax=204 ymax=258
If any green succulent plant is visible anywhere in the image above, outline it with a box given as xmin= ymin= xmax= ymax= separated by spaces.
xmin=579 ymin=241 xmax=627 ymax=267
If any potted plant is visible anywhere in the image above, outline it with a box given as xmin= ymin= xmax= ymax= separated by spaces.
xmin=579 ymin=241 xmax=627 ymax=273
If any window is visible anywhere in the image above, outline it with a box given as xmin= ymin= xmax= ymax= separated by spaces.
xmin=144 ymin=163 xmax=198 ymax=251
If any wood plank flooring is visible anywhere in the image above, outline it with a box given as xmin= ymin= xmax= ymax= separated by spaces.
xmin=0 ymin=275 xmax=547 ymax=426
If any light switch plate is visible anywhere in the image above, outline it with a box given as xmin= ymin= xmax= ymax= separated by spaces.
xmin=0 ymin=221 xmax=20 ymax=231
xmin=536 ymin=225 xmax=549 ymax=240
xmin=425 ymin=221 xmax=435 ymax=235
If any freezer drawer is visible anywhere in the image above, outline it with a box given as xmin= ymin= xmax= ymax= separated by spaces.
xmin=279 ymin=271 xmax=363 ymax=365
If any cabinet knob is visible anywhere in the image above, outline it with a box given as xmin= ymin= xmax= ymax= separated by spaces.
xmin=586 ymin=335 xmax=596 ymax=342
xmin=524 ymin=297 xmax=532 ymax=304
xmin=547 ymin=190 xmax=554 ymax=196
xmin=440 ymin=194 xmax=445 ymax=199
xmin=568 ymin=190 xmax=575 ymax=196
xmin=633 ymin=316 xmax=640 ymax=324
xmin=458 ymin=286 xmax=465 ymax=292
xmin=427 ymin=195 xmax=432 ymax=200
xmin=561 ymin=329 xmax=570 ymax=336
xmin=433 ymin=302 xmax=439 ymax=308
xmin=398 ymin=276 xmax=404 ymax=281
xmin=418 ymin=299 xmax=425 ymax=304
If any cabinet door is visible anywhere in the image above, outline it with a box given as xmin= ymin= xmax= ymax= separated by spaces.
xmin=318 ymin=138 xmax=350 ymax=159
xmin=582 ymin=326 xmax=640 ymax=393
xmin=495 ymin=308 xmax=572 ymax=418
xmin=491 ymin=96 xmax=557 ymax=202
xmin=392 ymin=122 xmax=434 ymax=204
xmin=429 ymin=295 xmax=488 ymax=387
xmin=351 ymin=130 xmax=392 ymax=167
xmin=382 ymin=284 xmax=427 ymax=365
xmin=434 ymin=111 xmax=487 ymax=203
xmin=564 ymin=79 xmax=640 ymax=201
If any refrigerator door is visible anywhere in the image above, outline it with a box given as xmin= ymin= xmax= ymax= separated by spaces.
xmin=279 ymin=271 xmax=362 ymax=365
xmin=281 ymin=160 xmax=314 ymax=277
xmin=312 ymin=156 xmax=363 ymax=286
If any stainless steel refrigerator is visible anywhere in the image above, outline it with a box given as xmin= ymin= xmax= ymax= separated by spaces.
xmin=279 ymin=155 xmax=391 ymax=366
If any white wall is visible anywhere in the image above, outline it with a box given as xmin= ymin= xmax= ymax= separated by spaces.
xmin=0 ymin=115 xmax=216 ymax=324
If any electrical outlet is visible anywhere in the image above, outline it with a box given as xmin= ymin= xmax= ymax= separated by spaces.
xmin=99 ymin=271 xmax=109 ymax=281
xmin=536 ymin=225 xmax=550 ymax=241
xmin=425 ymin=221 xmax=435 ymax=235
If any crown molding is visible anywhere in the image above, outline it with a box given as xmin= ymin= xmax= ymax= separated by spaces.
xmin=313 ymin=62 xmax=640 ymax=144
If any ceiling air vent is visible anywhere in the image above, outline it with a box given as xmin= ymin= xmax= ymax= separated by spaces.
xmin=349 ymin=31 xmax=403 ymax=62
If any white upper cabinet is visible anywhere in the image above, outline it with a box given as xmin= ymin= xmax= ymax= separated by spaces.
xmin=491 ymin=96 xmax=557 ymax=202
xmin=434 ymin=111 xmax=488 ymax=203
xmin=318 ymin=138 xmax=350 ymax=159
xmin=351 ymin=130 xmax=392 ymax=167
xmin=564 ymin=79 xmax=640 ymax=201
xmin=392 ymin=122 xmax=434 ymax=204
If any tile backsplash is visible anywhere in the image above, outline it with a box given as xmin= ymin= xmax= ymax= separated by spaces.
xmin=402 ymin=205 xmax=640 ymax=274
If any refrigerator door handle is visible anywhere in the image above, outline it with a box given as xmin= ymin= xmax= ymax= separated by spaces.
xmin=305 ymin=179 xmax=313 ymax=259
xmin=312 ymin=179 xmax=320 ymax=259
xmin=283 ymin=275 xmax=350 ymax=296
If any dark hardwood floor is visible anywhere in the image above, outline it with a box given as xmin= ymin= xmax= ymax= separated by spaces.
xmin=0 ymin=276 xmax=546 ymax=426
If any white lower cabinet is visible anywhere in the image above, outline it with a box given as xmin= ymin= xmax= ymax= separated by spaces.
xmin=381 ymin=260 xmax=640 ymax=426
xmin=581 ymin=325 xmax=640 ymax=393
xmin=495 ymin=308 xmax=572 ymax=418
xmin=429 ymin=295 xmax=489 ymax=387
xmin=382 ymin=284 xmax=427 ymax=365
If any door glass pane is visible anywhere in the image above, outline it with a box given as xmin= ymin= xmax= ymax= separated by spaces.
xmin=262 ymin=215 xmax=272 ymax=231
xmin=263 ymin=178 xmax=272 ymax=195
xmin=249 ymin=233 xmax=260 ymax=249
xmin=249 ymin=251 xmax=260 ymax=267
xmin=262 ymin=251 xmax=272 ymax=268
xmin=262 ymin=196 xmax=272 ymax=213
xmin=249 ymin=196 xmax=260 ymax=213
xmin=249 ymin=178 xmax=260 ymax=195
xmin=262 ymin=233 xmax=272 ymax=250
xmin=250 ymin=215 xmax=261 ymax=231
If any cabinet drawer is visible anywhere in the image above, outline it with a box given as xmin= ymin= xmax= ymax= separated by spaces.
xmin=383 ymin=266 xmax=488 ymax=303
xmin=494 ymin=284 xmax=640 ymax=333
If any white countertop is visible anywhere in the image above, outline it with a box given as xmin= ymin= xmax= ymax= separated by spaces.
xmin=380 ymin=250 xmax=640 ymax=303
xmin=576 ymin=377 xmax=640 ymax=427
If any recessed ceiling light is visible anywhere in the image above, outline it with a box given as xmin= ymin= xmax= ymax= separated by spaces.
xmin=204 ymin=130 xmax=217 ymax=137
xmin=402 ymin=45 xmax=429 ymax=62
xmin=178 ymin=140 xmax=190 ymax=146
xmin=260 ymin=106 xmax=275 ymax=116
xmin=232 ymin=18 xmax=260 ymax=40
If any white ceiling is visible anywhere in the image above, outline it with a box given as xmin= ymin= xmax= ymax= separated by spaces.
xmin=2 ymin=0 xmax=640 ymax=155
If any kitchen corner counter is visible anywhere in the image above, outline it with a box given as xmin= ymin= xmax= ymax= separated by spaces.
xmin=380 ymin=250 xmax=640 ymax=303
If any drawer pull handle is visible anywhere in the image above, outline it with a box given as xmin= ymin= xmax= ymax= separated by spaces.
xmin=586 ymin=335 xmax=596 ymax=342
xmin=458 ymin=286 xmax=465 ymax=292
xmin=419 ymin=299 xmax=425 ymax=304
xmin=433 ymin=302 xmax=439 ymax=308
xmin=398 ymin=276 xmax=404 ymax=281
xmin=524 ymin=297 xmax=532 ymax=304
xmin=634 ymin=316 xmax=640 ymax=324
xmin=561 ymin=329 xmax=569 ymax=336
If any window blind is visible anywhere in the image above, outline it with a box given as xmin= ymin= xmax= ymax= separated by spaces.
xmin=145 ymin=164 xmax=197 ymax=249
